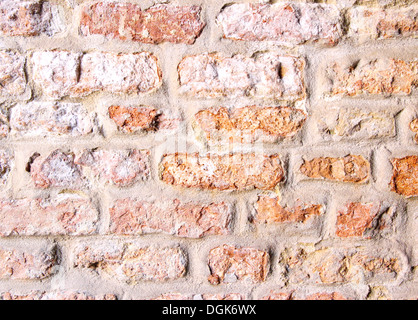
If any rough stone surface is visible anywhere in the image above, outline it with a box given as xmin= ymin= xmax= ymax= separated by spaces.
xmin=0 ymin=195 xmax=98 ymax=236
xmin=0 ymin=291 xmax=116 ymax=300
xmin=329 ymin=59 xmax=418 ymax=96
xmin=80 ymin=3 xmax=205 ymax=44
xmin=254 ymin=195 xmax=323 ymax=224
xmin=178 ymin=53 xmax=305 ymax=100
xmin=194 ymin=106 xmax=307 ymax=144
xmin=161 ymin=153 xmax=285 ymax=191
xmin=153 ymin=293 xmax=244 ymax=300
xmin=261 ymin=291 xmax=346 ymax=300
xmin=0 ymin=150 xmax=12 ymax=186
xmin=389 ymin=156 xmax=418 ymax=198
xmin=74 ymin=242 xmax=187 ymax=283
xmin=109 ymin=198 xmax=232 ymax=238
xmin=0 ymin=51 xmax=27 ymax=98
xmin=207 ymin=244 xmax=269 ymax=285
xmin=217 ymin=3 xmax=343 ymax=45
xmin=300 ymin=155 xmax=371 ymax=183
xmin=32 ymin=51 xmax=162 ymax=99
xmin=410 ymin=118 xmax=418 ymax=143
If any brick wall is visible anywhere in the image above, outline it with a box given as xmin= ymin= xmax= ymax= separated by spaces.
xmin=0 ymin=0 xmax=416 ymax=300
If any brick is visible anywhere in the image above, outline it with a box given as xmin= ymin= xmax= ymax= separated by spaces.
xmin=74 ymin=149 xmax=150 ymax=187
xmin=32 ymin=51 xmax=162 ymax=99
xmin=74 ymin=242 xmax=187 ymax=283
xmin=178 ymin=53 xmax=305 ymax=100
xmin=160 ymin=153 xmax=284 ymax=191
xmin=193 ymin=106 xmax=307 ymax=144
xmin=280 ymin=246 xmax=402 ymax=285
xmin=10 ymin=102 xmax=94 ymax=137
xmin=217 ymin=3 xmax=342 ymax=45
xmin=80 ymin=3 xmax=205 ymax=44
xmin=109 ymin=105 xmax=158 ymax=133
xmin=0 ymin=245 xmax=57 ymax=280
xmin=153 ymin=293 xmax=244 ymax=300
xmin=207 ymin=244 xmax=269 ymax=285
xmin=261 ymin=291 xmax=293 ymax=300
xmin=109 ymin=198 xmax=232 ymax=238
xmin=336 ymin=202 xmax=382 ymax=238
xmin=304 ymin=292 xmax=347 ymax=300
xmin=0 ymin=150 xmax=12 ymax=186
xmin=389 ymin=156 xmax=418 ymax=198
xmin=0 ymin=291 xmax=116 ymax=300
xmin=254 ymin=195 xmax=323 ymax=224
xmin=329 ymin=59 xmax=418 ymax=96
xmin=410 ymin=119 xmax=418 ymax=144
xmin=0 ymin=50 xmax=27 ymax=98
xmin=0 ymin=195 xmax=98 ymax=236
xmin=349 ymin=7 xmax=418 ymax=40
xmin=0 ymin=1 xmax=63 ymax=37
xmin=300 ymin=155 xmax=370 ymax=183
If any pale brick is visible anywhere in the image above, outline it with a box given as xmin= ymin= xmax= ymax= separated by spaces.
xmin=160 ymin=153 xmax=285 ymax=191
xmin=0 ymin=291 xmax=116 ymax=300
xmin=390 ymin=155 xmax=418 ymax=198
xmin=32 ymin=51 xmax=162 ymax=99
xmin=329 ymin=59 xmax=418 ymax=96
xmin=80 ymin=2 xmax=205 ymax=44
xmin=0 ymin=195 xmax=98 ymax=236
xmin=193 ymin=106 xmax=307 ymax=144
xmin=261 ymin=291 xmax=347 ymax=300
xmin=153 ymin=293 xmax=244 ymax=300
xmin=178 ymin=52 xmax=305 ymax=100
xmin=207 ymin=244 xmax=269 ymax=285
xmin=217 ymin=3 xmax=343 ymax=45
xmin=300 ymin=155 xmax=370 ymax=183
xmin=0 ymin=150 xmax=12 ymax=186
xmin=410 ymin=119 xmax=418 ymax=144
xmin=74 ymin=242 xmax=187 ymax=283
xmin=10 ymin=102 xmax=94 ymax=137
xmin=0 ymin=245 xmax=57 ymax=280
xmin=109 ymin=198 xmax=232 ymax=238
xmin=0 ymin=51 xmax=27 ymax=98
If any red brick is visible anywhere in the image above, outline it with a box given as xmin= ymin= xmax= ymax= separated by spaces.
xmin=0 ymin=150 xmax=12 ymax=186
xmin=261 ymin=291 xmax=347 ymax=300
xmin=80 ymin=3 xmax=205 ymax=44
xmin=349 ymin=7 xmax=418 ymax=40
xmin=160 ymin=153 xmax=285 ymax=191
xmin=153 ymin=293 xmax=245 ymax=300
xmin=389 ymin=156 xmax=418 ymax=198
xmin=410 ymin=119 xmax=418 ymax=144
xmin=108 ymin=105 xmax=158 ymax=133
xmin=178 ymin=53 xmax=305 ymax=100
xmin=207 ymin=244 xmax=269 ymax=285
xmin=0 ymin=50 xmax=27 ymax=98
xmin=193 ymin=106 xmax=307 ymax=144
xmin=0 ymin=245 xmax=57 ymax=280
xmin=109 ymin=198 xmax=232 ymax=238
xmin=10 ymin=102 xmax=94 ymax=137
xmin=330 ymin=59 xmax=418 ymax=96
xmin=74 ymin=242 xmax=187 ymax=283
xmin=304 ymin=292 xmax=347 ymax=300
xmin=0 ymin=291 xmax=116 ymax=300
xmin=261 ymin=291 xmax=293 ymax=300
xmin=0 ymin=195 xmax=98 ymax=236
xmin=217 ymin=3 xmax=342 ymax=45
xmin=254 ymin=195 xmax=323 ymax=224
xmin=300 ymin=155 xmax=370 ymax=183
xmin=31 ymin=51 xmax=162 ymax=99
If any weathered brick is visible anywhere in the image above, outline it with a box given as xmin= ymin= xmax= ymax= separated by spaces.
xmin=349 ymin=7 xmax=418 ymax=40
xmin=0 ymin=51 xmax=27 ymax=98
xmin=178 ymin=53 xmax=305 ymax=100
xmin=153 ymin=293 xmax=244 ymax=300
xmin=160 ymin=153 xmax=285 ymax=191
xmin=304 ymin=292 xmax=347 ymax=300
xmin=193 ymin=106 xmax=307 ymax=144
xmin=261 ymin=291 xmax=346 ymax=300
xmin=0 ymin=150 xmax=12 ymax=186
xmin=336 ymin=202 xmax=382 ymax=238
xmin=0 ymin=1 xmax=63 ymax=37
xmin=74 ymin=242 xmax=187 ymax=283
xmin=300 ymin=155 xmax=370 ymax=183
xmin=109 ymin=198 xmax=232 ymax=238
xmin=207 ymin=244 xmax=269 ymax=285
xmin=410 ymin=119 xmax=418 ymax=144
xmin=32 ymin=51 xmax=162 ymax=99
xmin=0 ymin=245 xmax=57 ymax=280
xmin=0 ymin=291 xmax=116 ymax=300
xmin=0 ymin=195 xmax=98 ymax=236
xmin=329 ymin=59 xmax=418 ymax=96
xmin=280 ymin=246 xmax=402 ymax=285
xmin=389 ymin=156 xmax=418 ymax=198
xmin=74 ymin=149 xmax=150 ymax=187
xmin=10 ymin=102 xmax=94 ymax=137
xmin=80 ymin=2 xmax=205 ymax=44
xmin=254 ymin=195 xmax=323 ymax=224
xmin=217 ymin=3 xmax=342 ymax=45
xmin=261 ymin=291 xmax=293 ymax=300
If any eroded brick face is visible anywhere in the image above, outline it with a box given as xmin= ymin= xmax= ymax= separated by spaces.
xmin=178 ymin=53 xmax=305 ymax=100
xmin=0 ymin=150 xmax=12 ymax=186
xmin=208 ymin=245 xmax=269 ymax=285
xmin=410 ymin=119 xmax=418 ymax=144
xmin=74 ymin=242 xmax=187 ymax=283
xmin=153 ymin=293 xmax=245 ymax=300
xmin=80 ymin=3 xmax=205 ymax=44
xmin=0 ymin=291 xmax=116 ymax=300
xmin=217 ymin=3 xmax=343 ymax=45
xmin=0 ymin=50 xmax=27 ymax=98
xmin=390 ymin=156 xmax=418 ymax=198
xmin=108 ymin=106 xmax=158 ymax=133
xmin=160 ymin=153 xmax=285 ymax=191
